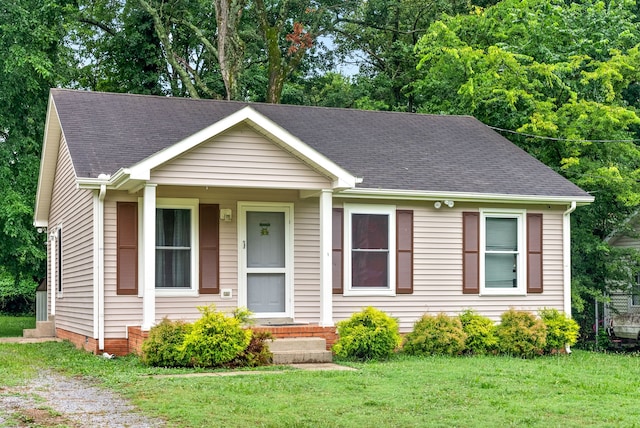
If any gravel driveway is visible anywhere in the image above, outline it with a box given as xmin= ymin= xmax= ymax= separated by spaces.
xmin=0 ymin=369 xmax=165 ymax=427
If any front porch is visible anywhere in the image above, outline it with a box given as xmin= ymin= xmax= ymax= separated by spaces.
xmin=125 ymin=324 xmax=337 ymax=356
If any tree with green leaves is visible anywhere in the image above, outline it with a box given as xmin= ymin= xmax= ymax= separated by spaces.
xmin=0 ymin=0 xmax=74 ymax=291
xmin=413 ymin=0 xmax=640 ymax=333
xmin=331 ymin=0 xmax=500 ymax=111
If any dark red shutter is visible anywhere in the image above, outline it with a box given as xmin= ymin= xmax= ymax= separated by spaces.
xmin=332 ymin=208 xmax=343 ymax=294
xmin=199 ymin=204 xmax=220 ymax=294
xmin=463 ymin=212 xmax=480 ymax=294
xmin=527 ymin=213 xmax=543 ymax=293
xmin=117 ymin=202 xmax=138 ymax=295
xmin=396 ymin=210 xmax=413 ymax=294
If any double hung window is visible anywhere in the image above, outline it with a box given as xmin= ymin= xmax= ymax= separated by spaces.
xmin=344 ymin=204 xmax=396 ymax=296
xmin=154 ymin=199 xmax=198 ymax=292
xmin=480 ymin=210 xmax=525 ymax=295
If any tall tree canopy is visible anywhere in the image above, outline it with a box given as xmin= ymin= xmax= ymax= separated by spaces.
xmin=0 ymin=0 xmax=73 ymax=284
xmin=3 ymin=0 xmax=640 ymax=332
xmin=412 ymin=0 xmax=640 ymax=330
xmin=331 ymin=0 xmax=501 ymax=110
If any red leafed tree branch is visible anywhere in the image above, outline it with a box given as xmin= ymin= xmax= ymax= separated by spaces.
xmin=286 ymin=22 xmax=313 ymax=55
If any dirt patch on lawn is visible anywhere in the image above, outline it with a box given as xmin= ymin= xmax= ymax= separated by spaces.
xmin=0 ymin=370 xmax=165 ymax=427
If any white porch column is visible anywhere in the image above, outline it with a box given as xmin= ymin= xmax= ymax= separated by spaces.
xmin=319 ymin=189 xmax=334 ymax=327
xmin=141 ymin=184 xmax=157 ymax=331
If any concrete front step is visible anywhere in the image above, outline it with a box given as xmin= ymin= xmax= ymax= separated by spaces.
xmin=23 ymin=320 xmax=55 ymax=338
xmin=269 ymin=337 xmax=333 ymax=364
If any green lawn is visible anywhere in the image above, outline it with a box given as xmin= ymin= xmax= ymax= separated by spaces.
xmin=2 ymin=342 xmax=640 ymax=427
xmin=0 ymin=315 xmax=35 ymax=337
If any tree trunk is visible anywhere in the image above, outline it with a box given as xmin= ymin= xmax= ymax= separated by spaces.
xmin=137 ymin=0 xmax=201 ymax=98
xmin=214 ymin=0 xmax=245 ymax=100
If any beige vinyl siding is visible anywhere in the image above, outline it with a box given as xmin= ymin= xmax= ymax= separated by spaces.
xmin=102 ymin=186 xmax=568 ymax=336
xmin=332 ymin=202 xmax=567 ymax=332
xmin=103 ymin=187 xmax=309 ymax=336
xmin=151 ymin=124 xmax=332 ymax=190
xmin=103 ymin=196 xmax=141 ymax=337
xmin=292 ymin=199 xmax=321 ymax=321
xmin=48 ymin=137 xmax=95 ymax=337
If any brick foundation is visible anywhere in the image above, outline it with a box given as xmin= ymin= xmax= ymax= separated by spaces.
xmin=56 ymin=328 xmax=99 ymax=354
xmin=126 ymin=324 xmax=337 ymax=355
xmin=127 ymin=326 xmax=148 ymax=355
xmin=56 ymin=328 xmax=133 ymax=356
xmin=59 ymin=324 xmax=338 ymax=356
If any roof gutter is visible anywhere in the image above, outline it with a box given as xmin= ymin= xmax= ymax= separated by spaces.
xmin=336 ymin=188 xmax=594 ymax=206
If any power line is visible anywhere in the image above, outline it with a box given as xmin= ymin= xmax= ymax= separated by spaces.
xmin=488 ymin=125 xmax=640 ymax=143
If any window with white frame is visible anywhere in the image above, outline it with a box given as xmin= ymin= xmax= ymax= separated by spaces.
xmin=344 ymin=204 xmax=396 ymax=295
xmin=155 ymin=199 xmax=198 ymax=291
xmin=56 ymin=227 xmax=62 ymax=295
xmin=480 ymin=210 xmax=525 ymax=295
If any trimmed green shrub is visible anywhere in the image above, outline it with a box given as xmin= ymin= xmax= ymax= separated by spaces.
xmin=495 ymin=309 xmax=546 ymax=358
xmin=459 ymin=310 xmax=497 ymax=355
xmin=141 ymin=318 xmax=192 ymax=367
xmin=539 ymin=308 xmax=579 ymax=353
xmin=180 ymin=305 xmax=252 ymax=367
xmin=403 ymin=313 xmax=467 ymax=356
xmin=332 ymin=307 xmax=401 ymax=361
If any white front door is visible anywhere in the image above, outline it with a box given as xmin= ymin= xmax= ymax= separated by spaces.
xmin=239 ymin=202 xmax=293 ymax=318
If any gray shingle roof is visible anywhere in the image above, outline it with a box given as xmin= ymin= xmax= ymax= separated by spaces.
xmin=51 ymin=89 xmax=590 ymax=198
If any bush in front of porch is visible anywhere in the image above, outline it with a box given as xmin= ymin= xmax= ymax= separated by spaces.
xmin=141 ymin=305 xmax=272 ymax=368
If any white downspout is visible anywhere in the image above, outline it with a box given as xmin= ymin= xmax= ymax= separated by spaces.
xmin=563 ymin=201 xmax=577 ymax=318
xmin=97 ymin=184 xmax=106 ymax=350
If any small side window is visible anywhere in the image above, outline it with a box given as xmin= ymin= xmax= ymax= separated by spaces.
xmin=57 ymin=227 xmax=62 ymax=295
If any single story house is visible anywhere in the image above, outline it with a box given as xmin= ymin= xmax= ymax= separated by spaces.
xmin=34 ymin=89 xmax=593 ymax=355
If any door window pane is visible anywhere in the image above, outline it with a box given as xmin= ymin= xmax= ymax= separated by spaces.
xmin=247 ymin=273 xmax=286 ymax=313
xmin=247 ymin=212 xmax=285 ymax=268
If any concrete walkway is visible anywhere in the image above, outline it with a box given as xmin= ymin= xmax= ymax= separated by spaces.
xmin=149 ymin=363 xmax=357 ymax=378
xmin=0 ymin=337 xmax=61 ymax=344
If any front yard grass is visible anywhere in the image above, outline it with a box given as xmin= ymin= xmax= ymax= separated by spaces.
xmin=0 ymin=315 xmax=35 ymax=337
xmin=2 ymin=341 xmax=640 ymax=427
